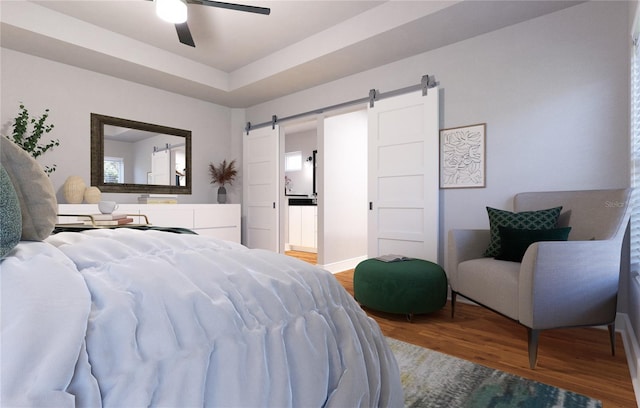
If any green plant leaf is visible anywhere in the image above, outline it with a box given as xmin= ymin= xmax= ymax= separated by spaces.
xmin=4 ymin=103 xmax=59 ymax=175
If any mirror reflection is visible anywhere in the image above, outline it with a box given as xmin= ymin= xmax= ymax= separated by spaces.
xmin=91 ymin=114 xmax=192 ymax=194
xmin=284 ymin=126 xmax=317 ymax=197
xmin=103 ymin=125 xmax=186 ymax=186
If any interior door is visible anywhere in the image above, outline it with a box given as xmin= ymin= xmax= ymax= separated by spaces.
xmin=367 ymin=89 xmax=439 ymax=262
xmin=151 ymin=150 xmax=171 ymax=185
xmin=243 ymin=125 xmax=280 ymax=251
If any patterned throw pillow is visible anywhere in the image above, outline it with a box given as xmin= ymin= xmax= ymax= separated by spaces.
xmin=483 ymin=206 xmax=563 ymax=257
xmin=0 ymin=164 xmax=22 ymax=258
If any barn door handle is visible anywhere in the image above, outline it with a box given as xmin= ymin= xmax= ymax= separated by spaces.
xmin=273 ymin=202 xmax=276 ymax=209
xmin=369 ymin=202 xmax=373 ymax=210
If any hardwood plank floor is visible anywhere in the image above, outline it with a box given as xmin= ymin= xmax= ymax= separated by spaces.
xmin=285 ymin=250 xmax=317 ymax=265
xmin=332 ymin=269 xmax=637 ymax=408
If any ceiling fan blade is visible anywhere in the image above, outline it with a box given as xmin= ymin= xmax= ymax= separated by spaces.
xmin=187 ymin=0 xmax=270 ymax=15
xmin=175 ymin=22 xmax=196 ymax=47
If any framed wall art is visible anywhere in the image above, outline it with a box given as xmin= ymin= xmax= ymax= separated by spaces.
xmin=439 ymin=123 xmax=486 ymax=189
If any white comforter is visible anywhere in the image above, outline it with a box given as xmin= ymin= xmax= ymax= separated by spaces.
xmin=1 ymin=228 xmax=402 ymax=407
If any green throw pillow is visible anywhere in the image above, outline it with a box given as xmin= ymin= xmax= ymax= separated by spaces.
xmin=0 ymin=164 xmax=23 ymax=258
xmin=483 ymin=206 xmax=562 ymax=257
xmin=495 ymin=226 xmax=572 ymax=262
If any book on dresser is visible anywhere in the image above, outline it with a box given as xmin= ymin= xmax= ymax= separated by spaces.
xmin=84 ymin=217 xmax=134 ymax=226
xmin=138 ymin=194 xmax=178 ymax=204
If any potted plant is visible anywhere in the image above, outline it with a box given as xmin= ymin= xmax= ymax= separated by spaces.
xmin=4 ymin=103 xmax=59 ymax=175
xmin=209 ymin=159 xmax=237 ymax=203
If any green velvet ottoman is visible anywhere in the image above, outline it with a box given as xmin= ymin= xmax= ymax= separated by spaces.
xmin=353 ymin=258 xmax=447 ymax=320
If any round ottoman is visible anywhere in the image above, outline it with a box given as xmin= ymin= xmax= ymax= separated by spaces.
xmin=353 ymin=258 xmax=447 ymax=320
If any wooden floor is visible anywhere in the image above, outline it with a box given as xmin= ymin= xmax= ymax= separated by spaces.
xmin=285 ymin=250 xmax=317 ymax=264
xmin=335 ymin=269 xmax=636 ymax=408
xmin=283 ymin=253 xmax=636 ymax=407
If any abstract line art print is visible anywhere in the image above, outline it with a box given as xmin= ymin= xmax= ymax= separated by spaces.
xmin=439 ymin=123 xmax=486 ymax=188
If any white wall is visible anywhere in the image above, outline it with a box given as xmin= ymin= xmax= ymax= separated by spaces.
xmin=320 ymin=109 xmax=368 ymax=272
xmin=0 ymin=48 xmax=237 ymax=204
xmin=247 ymin=1 xmax=630 ymax=262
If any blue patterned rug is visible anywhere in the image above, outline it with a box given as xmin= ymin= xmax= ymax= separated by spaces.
xmin=386 ymin=338 xmax=602 ymax=408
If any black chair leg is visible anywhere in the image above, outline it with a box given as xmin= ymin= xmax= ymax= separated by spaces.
xmin=608 ymin=322 xmax=616 ymax=356
xmin=450 ymin=291 xmax=457 ymax=318
xmin=527 ymin=328 xmax=540 ymax=369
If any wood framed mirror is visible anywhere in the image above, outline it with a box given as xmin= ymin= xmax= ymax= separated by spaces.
xmin=90 ymin=113 xmax=192 ymax=194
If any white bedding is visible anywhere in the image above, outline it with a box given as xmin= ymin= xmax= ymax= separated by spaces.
xmin=1 ymin=228 xmax=402 ymax=407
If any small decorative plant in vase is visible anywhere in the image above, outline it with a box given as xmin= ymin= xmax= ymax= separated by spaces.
xmin=209 ymin=159 xmax=237 ymax=203
xmin=4 ymin=103 xmax=59 ymax=175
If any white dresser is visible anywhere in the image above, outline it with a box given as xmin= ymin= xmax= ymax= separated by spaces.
xmin=58 ymin=204 xmax=241 ymax=243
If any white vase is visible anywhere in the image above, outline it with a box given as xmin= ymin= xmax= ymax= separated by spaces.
xmin=63 ymin=176 xmax=86 ymax=204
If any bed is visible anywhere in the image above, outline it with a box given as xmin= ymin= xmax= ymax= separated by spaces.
xmin=0 ymin=136 xmax=403 ymax=407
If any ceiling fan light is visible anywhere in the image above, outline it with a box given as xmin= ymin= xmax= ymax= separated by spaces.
xmin=155 ymin=0 xmax=188 ymax=24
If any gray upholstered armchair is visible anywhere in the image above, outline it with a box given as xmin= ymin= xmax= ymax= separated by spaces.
xmin=447 ymin=189 xmax=632 ymax=369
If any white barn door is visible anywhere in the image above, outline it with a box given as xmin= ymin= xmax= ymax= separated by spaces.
xmin=151 ymin=150 xmax=171 ymax=185
xmin=243 ymin=125 xmax=280 ymax=251
xmin=367 ymin=89 xmax=439 ymax=262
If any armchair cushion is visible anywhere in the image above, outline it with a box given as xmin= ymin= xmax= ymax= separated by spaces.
xmin=457 ymin=258 xmax=521 ymax=320
xmin=495 ymin=226 xmax=572 ymax=262
xmin=483 ymin=206 xmax=563 ymax=257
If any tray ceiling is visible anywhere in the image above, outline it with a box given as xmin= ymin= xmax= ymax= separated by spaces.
xmin=0 ymin=1 xmax=583 ymax=108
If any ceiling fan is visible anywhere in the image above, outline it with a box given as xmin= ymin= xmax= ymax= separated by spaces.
xmin=153 ymin=0 xmax=271 ymax=47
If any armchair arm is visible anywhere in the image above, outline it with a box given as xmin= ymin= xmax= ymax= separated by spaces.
xmin=518 ymin=239 xmax=621 ymax=330
xmin=447 ymin=229 xmax=490 ymax=290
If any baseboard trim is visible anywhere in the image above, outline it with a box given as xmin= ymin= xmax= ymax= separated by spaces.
xmin=321 ymin=256 xmax=367 ymax=274
xmin=617 ymin=312 xmax=640 ymax=407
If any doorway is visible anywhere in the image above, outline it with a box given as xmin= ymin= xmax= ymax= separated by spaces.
xmin=280 ymin=109 xmax=369 ymax=272
xmin=282 ymin=121 xmax=319 ymax=257
xmin=245 ymin=89 xmax=439 ymax=269
xmin=320 ymin=109 xmax=369 ymax=272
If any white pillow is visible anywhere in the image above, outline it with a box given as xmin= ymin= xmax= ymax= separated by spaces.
xmin=0 ymin=137 xmax=57 ymax=241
